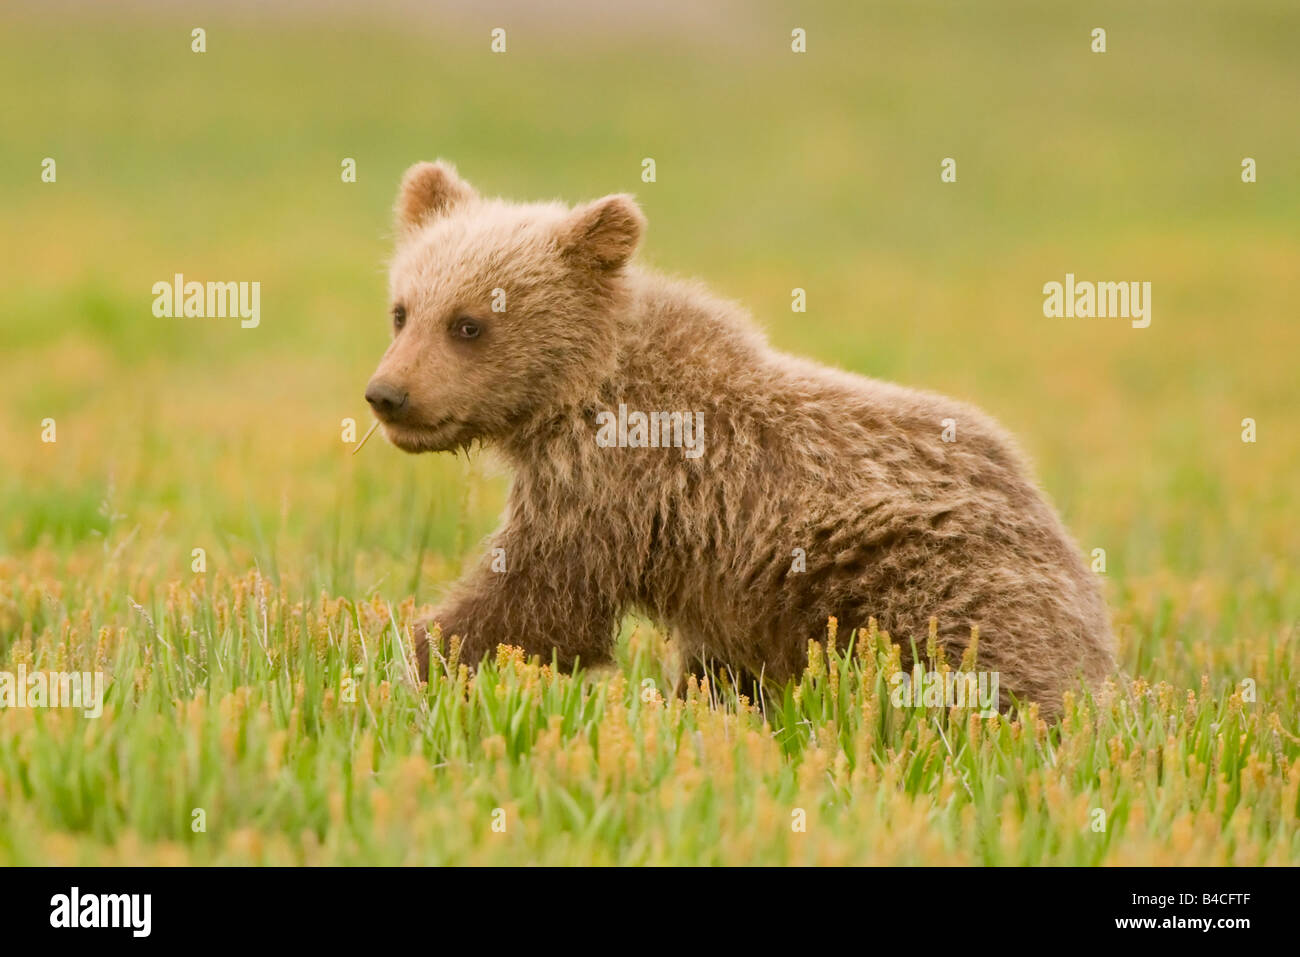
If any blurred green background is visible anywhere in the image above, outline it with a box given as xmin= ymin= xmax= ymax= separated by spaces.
xmin=2 ymin=0 xmax=1297 ymax=679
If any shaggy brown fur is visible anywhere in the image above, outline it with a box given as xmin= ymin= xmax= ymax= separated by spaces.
xmin=366 ymin=161 xmax=1115 ymax=718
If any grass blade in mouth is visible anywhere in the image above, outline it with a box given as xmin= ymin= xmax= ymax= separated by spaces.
xmin=352 ymin=419 xmax=381 ymax=455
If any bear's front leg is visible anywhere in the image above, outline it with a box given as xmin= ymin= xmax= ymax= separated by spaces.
xmin=410 ymin=536 xmax=620 ymax=681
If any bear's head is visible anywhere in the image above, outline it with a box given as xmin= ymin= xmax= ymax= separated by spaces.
xmin=365 ymin=161 xmax=645 ymax=454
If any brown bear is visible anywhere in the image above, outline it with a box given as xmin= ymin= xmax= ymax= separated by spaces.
xmin=365 ymin=160 xmax=1115 ymax=717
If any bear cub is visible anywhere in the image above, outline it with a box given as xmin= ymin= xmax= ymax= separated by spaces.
xmin=365 ymin=160 xmax=1115 ymax=717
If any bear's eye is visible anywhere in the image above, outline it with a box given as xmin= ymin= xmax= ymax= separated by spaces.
xmin=453 ymin=317 xmax=481 ymax=340
xmin=391 ymin=304 xmax=407 ymax=331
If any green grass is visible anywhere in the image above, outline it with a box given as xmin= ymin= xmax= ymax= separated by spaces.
xmin=0 ymin=0 xmax=1297 ymax=864
xmin=1 ymin=581 xmax=1294 ymax=865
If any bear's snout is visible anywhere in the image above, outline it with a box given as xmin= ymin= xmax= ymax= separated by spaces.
xmin=364 ymin=378 xmax=409 ymax=421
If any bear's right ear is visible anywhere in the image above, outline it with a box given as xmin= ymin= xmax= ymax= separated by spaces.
xmin=394 ymin=161 xmax=475 ymax=236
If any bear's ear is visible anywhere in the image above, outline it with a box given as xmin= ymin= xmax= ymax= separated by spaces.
xmin=394 ymin=161 xmax=475 ymax=235
xmin=561 ymin=194 xmax=645 ymax=271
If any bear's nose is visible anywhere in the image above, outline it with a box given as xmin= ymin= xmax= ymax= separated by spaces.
xmin=365 ymin=379 xmax=409 ymax=420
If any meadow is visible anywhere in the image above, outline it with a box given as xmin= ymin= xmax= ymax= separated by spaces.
xmin=0 ymin=0 xmax=1297 ymax=864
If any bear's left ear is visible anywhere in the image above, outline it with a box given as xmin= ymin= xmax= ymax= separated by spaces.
xmin=395 ymin=160 xmax=476 ymax=236
xmin=561 ymin=194 xmax=645 ymax=270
